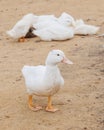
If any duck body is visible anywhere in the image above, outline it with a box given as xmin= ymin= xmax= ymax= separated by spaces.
xmin=33 ymin=13 xmax=74 ymax=41
xmin=22 ymin=65 xmax=64 ymax=96
xmin=33 ymin=22 xmax=74 ymax=41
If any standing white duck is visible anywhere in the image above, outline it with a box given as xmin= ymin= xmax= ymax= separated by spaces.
xmin=6 ymin=13 xmax=38 ymax=42
xmin=22 ymin=50 xmax=73 ymax=112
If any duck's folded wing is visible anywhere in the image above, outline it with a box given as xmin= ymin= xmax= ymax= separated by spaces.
xmin=22 ymin=65 xmax=46 ymax=79
xmin=33 ymin=23 xmax=74 ymax=41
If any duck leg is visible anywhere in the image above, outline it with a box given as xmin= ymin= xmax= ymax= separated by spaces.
xmin=46 ymin=96 xmax=59 ymax=112
xmin=18 ymin=37 xmax=26 ymax=42
xmin=28 ymin=95 xmax=42 ymax=111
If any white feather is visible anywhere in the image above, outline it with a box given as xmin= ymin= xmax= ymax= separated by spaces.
xmin=6 ymin=13 xmax=38 ymax=39
xmin=33 ymin=22 xmax=74 ymax=41
xmin=74 ymin=19 xmax=100 ymax=35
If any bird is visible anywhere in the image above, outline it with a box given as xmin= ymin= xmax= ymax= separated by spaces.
xmin=6 ymin=13 xmax=38 ymax=42
xmin=22 ymin=50 xmax=73 ymax=112
xmin=6 ymin=12 xmax=100 ymax=42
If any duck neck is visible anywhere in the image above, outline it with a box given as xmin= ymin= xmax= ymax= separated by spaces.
xmin=46 ymin=64 xmax=58 ymax=70
xmin=45 ymin=64 xmax=59 ymax=76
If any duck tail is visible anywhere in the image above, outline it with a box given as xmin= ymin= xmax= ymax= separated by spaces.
xmin=6 ymin=30 xmax=14 ymax=38
xmin=94 ymin=27 xmax=100 ymax=34
xmin=90 ymin=26 xmax=100 ymax=35
xmin=21 ymin=66 xmax=29 ymax=78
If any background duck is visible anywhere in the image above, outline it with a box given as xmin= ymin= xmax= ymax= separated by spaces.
xmin=6 ymin=12 xmax=100 ymax=42
xmin=22 ymin=50 xmax=73 ymax=112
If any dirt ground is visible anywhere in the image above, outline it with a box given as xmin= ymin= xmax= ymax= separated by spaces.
xmin=0 ymin=0 xmax=104 ymax=130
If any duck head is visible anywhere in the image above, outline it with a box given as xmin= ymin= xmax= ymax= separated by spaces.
xmin=58 ymin=12 xmax=76 ymax=27
xmin=45 ymin=50 xmax=73 ymax=66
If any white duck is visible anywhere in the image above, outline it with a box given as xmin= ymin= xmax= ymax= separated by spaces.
xmin=6 ymin=13 xmax=38 ymax=42
xmin=74 ymin=19 xmax=100 ymax=35
xmin=22 ymin=50 xmax=73 ymax=112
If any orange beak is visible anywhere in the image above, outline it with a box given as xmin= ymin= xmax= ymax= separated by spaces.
xmin=62 ymin=57 xmax=73 ymax=64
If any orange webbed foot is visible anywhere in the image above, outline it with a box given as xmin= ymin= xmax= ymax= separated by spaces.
xmin=29 ymin=105 xmax=42 ymax=112
xmin=28 ymin=95 xmax=42 ymax=112
xmin=46 ymin=96 xmax=59 ymax=112
xmin=18 ymin=37 xmax=26 ymax=42
xmin=46 ymin=106 xmax=59 ymax=112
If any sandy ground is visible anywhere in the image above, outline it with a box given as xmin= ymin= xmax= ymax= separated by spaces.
xmin=0 ymin=0 xmax=104 ymax=130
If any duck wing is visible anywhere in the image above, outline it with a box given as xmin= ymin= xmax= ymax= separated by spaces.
xmin=22 ymin=65 xmax=46 ymax=79
xmin=22 ymin=65 xmax=46 ymax=93
xmin=33 ymin=23 xmax=74 ymax=41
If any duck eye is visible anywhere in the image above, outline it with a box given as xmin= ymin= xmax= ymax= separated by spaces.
xmin=57 ymin=54 xmax=60 ymax=56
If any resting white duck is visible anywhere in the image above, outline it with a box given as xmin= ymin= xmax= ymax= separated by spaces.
xmin=22 ymin=50 xmax=73 ymax=112
xmin=6 ymin=13 xmax=38 ymax=42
